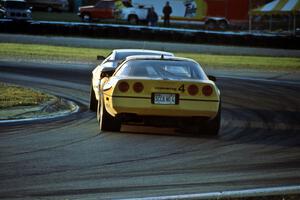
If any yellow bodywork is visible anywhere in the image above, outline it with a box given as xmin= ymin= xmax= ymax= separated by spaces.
xmin=103 ymin=77 xmax=220 ymax=119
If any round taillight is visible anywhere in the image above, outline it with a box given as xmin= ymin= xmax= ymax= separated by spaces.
xmin=187 ymin=84 xmax=199 ymax=96
xmin=133 ymin=82 xmax=144 ymax=93
xmin=202 ymin=85 xmax=213 ymax=96
xmin=118 ymin=81 xmax=129 ymax=92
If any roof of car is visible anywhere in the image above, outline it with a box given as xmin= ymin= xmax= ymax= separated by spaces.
xmin=124 ymin=55 xmax=196 ymax=63
xmin=113 ymin=49 xmax=174 ymax=56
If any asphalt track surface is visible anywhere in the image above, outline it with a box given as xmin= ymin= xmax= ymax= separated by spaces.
xmin=0 ymin=61 xmax=300 ymax=200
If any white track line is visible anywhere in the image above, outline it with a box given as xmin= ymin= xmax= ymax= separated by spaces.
xmin=122 ymin=185 xmax=300 ymax=200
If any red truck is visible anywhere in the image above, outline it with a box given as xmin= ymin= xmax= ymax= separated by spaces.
xmin=203 ymin=0 xmax=250 ymax=29
xmin=202 ymin=0 xmax=270 ymax=29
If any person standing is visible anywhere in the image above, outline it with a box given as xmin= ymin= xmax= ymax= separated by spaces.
xmin=163 ymin=1 xmax=172 ymax=27
xmin=147 ymin=7 xmax=158 ymax=26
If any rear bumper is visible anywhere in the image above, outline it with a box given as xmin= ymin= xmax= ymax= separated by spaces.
xmin=105 ymin=95 xmax=220 ymax=119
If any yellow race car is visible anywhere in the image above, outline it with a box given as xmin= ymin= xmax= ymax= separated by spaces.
xmin=96 ymin=55 xmax=221 ymax=135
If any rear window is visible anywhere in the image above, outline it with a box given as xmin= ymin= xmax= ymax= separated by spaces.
xmin=115 ymin=59 xmax=207 ymax=80
xmin=114 ymin=52 xmax=171 ymax=61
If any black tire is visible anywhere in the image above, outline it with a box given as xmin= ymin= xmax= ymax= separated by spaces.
xmin=97 ymin=93 xmax=121 ymax=132
xmin=206 ymin=108 xmax=221 ymax=135
xmin=218 ymin=20 xmax=228 ymax=30
xmin=205 ymin=20 xmax=216 ymax=30
xmin=128 ymin=15 xmax=138 ymax=24
xmin=82 ymin=13 xmax=91 ymax=22
xmin=89 ymin=84 xmax=97 ymax=112
xmin=198 ymin=102 xmax=221 ymax=135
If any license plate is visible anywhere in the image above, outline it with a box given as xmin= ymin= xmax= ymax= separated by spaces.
xmin=153 ymin=93 xmax=176 ymax=105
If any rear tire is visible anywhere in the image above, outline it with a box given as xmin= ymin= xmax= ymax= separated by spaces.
xmin=205 ymin=20 xmax=216 ymax=30
xmin=89 ymin=84 xmax=97 ymax=112
xmin=82 ymin=13 xmax=91 ymax=22
xmin=97 ymin=93 xmax=121 ymax=132
xmin=206 ymin=108 xmax=221 ymax=135
xmin=218 ymin=20 xmax=228 ymax=30
xmin=128 ymin=15 xmax=138 ymax=24
xmin=198 ymin=102 xmax=221 ymax=135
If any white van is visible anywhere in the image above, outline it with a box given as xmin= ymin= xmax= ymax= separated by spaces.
xmin=117 ymin=0 xmax=202 ymax=24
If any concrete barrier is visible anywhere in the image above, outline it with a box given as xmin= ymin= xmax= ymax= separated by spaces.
xmin=0 ymin=20 xmax=299 ymax=49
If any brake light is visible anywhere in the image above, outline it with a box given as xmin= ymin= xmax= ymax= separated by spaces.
xmin=118 ymin=81 xmax=129 ymax=92
xmin=202 ymin=85 xmax=213 ymax=96
xmin=187 ymin=84 xmax=198 ymax=96
xmin=133 ymin=82 xmax=144 ymax=93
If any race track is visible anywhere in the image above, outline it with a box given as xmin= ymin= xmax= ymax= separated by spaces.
xmin=0 ymin=61 xmax=300 ymax=199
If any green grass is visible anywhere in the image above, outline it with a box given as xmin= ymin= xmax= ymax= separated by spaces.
xmin=0 ymin=82 xmax=54 ymax=109
xmin=177 ymin=52 xmax=300 ymax=70
xmin=0 ymin=43 xmax=111 ymax=63
xmin=0 ymin=43 xmax=299 ymax=71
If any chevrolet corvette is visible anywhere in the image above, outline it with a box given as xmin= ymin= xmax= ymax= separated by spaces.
xmin=94 ymin=55 xmax=221 ymax=135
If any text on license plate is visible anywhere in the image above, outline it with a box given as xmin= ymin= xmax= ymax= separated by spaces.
xmin=153 ymin=93 xmax=176 ymax=105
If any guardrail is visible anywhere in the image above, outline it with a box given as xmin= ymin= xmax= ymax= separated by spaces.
xmin=1 ymin=19 xmax=299 ymax=49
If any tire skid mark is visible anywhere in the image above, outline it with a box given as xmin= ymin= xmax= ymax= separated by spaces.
xmin=1 ymin=63 xmax=300 ymax=199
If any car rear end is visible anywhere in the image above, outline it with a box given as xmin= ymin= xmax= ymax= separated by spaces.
xmin=1 ymin=0 xmax=32 ymax=21
xmin=104 ymin=78 xmax=220 ymax=120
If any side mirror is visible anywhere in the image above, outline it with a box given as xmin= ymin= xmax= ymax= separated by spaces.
xmin=100 ymin=67 xmax=115 ymax=78
xmin=97 ymin=55 xmax=105 ymax=60
xmin=29 ymin=6 xmax=33 ymax=10
xmin=207 ymin=75 xmax=216 ymax=82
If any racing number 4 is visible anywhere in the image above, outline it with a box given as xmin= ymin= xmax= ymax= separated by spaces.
xmin=178 ymin=84 xmax=185 ymax=93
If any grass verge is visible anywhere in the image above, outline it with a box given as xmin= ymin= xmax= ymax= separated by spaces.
xmin=0 ymin=43 xmax=110 ymax=63
xmin=0 ymin=82 xmax=53 ymax=109
xmin=0 ymin=43 xmax=299 ymax=71
xmin=176 ymin=52 xmax=300 ymax=71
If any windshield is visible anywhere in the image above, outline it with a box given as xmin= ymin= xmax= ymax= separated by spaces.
xmin=122 ymin=1 xmax=132 ymax=7
xmin=4 ymin=1 xmax=28 ymax=9
xmin=115 ymin=59 xmax=206 ymax=80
